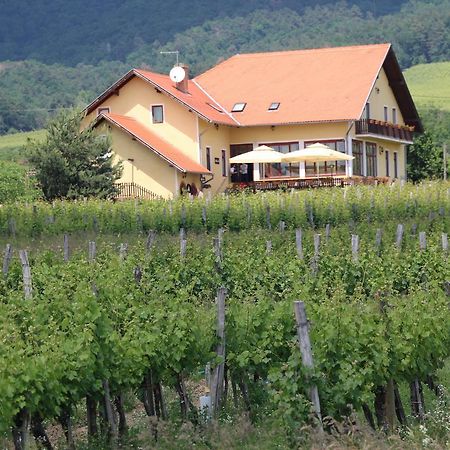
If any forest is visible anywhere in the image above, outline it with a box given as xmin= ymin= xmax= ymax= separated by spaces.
xmin=0 ymin=0 xmax=449 ymax=134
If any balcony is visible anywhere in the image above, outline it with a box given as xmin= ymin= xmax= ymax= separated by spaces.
xmin=355 ymin=119 xmax=414 ymax=143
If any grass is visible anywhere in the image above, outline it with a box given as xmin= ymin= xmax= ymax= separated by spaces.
xmin=404 ymin=61 xmax=450 ymax=111
xmin=0 ymin=129 xmax=45 ymax=163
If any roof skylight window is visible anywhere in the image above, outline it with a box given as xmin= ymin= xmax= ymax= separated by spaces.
xmin=268 ymin=102 xmax=280 ymax=111
xmin=231 ymin=102 xmax=246 ymax=112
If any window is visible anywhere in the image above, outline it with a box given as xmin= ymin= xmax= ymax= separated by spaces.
xmin=385 ymin=150 xmax=390 ymax=177
xmin=268 ymin=102 xmax=280 ymax=111
xmin=384 ymin=106 xmax=388 ymax=122
xmin=151 ymin=105 xmax=164 ymax=123
xmin=97 ymin=107 xmax=110 ymax=116
xmin=352 ymin=140 xmax=363 ymax=176
xmin=365 ymin=103 xmax=370 ymax=120
xmin=394 ymin=152 xmax=398 ymax=178
xmin=366 ymin=142 xmax=377 ymax=176
xmin=221 ymin=150 xmax=227 ymax=176
xmin=264 ymin=142 xmax=299 ymax=178
xmin=304 ymin=140 xmax=346 ymax=177
xmin=231 ymin=102 xmax=246 ymax=112
xmin=392 ymin=108 xmax=397 ymax=125
xmin=206 ymin=147 xmax=211 ymax=171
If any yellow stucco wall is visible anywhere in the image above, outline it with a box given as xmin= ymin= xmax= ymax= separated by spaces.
xmin=198 ymin=119 xmax=232 ymax=195
xmin=229 ymin=122 xmax=349 ymax=144
xmin=364 ymin=68 xmax=405 ymax=125
xmin=108 ymin=125 xmax=181 ymax=199
xmin=84 ymin=77 xmax=200 ymax=162
xmin=359 ymin=137 xmax=406 ymax=179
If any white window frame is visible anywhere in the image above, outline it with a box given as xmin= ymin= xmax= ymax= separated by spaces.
xmin=392 ymin=107 xmax=397 ymax=125
xmin=151 ymin=104 xmax=164 ymax=124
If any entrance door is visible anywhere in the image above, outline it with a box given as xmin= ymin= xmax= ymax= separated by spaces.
xmin=230 ymin=144 xmax=254 ymax=183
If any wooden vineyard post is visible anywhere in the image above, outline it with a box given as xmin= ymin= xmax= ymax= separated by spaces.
xmin=180 ymin=228 xmax=187 ymax=258
xmin=180 ymin=239 xmax=187 ymax=258
xmin=3 ymin=244 xmax=13 ymax=276
xmin=395 ymin=224 xmax=404 ymax=249
xmin=181 ymin=204 xmax=186 ymax=228
xmin=88 ymin=241 xmax=96 ymax=261
xmin=385 ymin=378 xmax=396 ymax=432
xmin=102 ymin=380 xmax=118 ymax=447
xmin=213 ymin=236 xmax=222 ymax=272
xmin=119 ymin=243 xmax=128 ymax=261
xmin=351 ymin=234 xmax=360 ymax=262
xmin=218 ymin=228 xmax=224 ymax=246
xmin=202 ymin=206 xmax=207 ymax=227
xmin=295 ymin=228 xmax=304 ymax=260
xmin=266 ymin=204 xmax=271 ymax=230
xmin=375 ymin=228 xmax=382 ymax=252
xmin=279 ymin=220 xmax=286 ymax=233
xmin=63 ymin=234 xmax=70 ymax=262
xmin=211 ymin=287 xmax=227 ymax=418
xmin=146 ymin=230 xmax=156 ymax=253
xmin=325 ymin=224 xmax=331 ymax=241
xmin=293 ymin=301 xmax=323 ymax=432
xmin=419 ymin=232 xmax=427 ymax=251
xmin=311 ymin=234 xmax=321 ymax=275
xmin=88 ymin=241 xmax=118 ymax=446
xmin=266 ymin=240 xmax=272 ymax=254
xmin=442 ymin=233 xmax=448 ymax=254
xmin=19 ymin=250 xmax=32 ymax=299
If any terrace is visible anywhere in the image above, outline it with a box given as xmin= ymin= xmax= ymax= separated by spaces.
xmin=229 ymin=176 xmax=389 ymax=192
xmin=355 ymin=119 xmax=414 ymax=144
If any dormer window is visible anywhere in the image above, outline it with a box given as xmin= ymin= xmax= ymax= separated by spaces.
xmin=268 ymin=102 xmax=280 ymax=111
xmin=231 ymin=102 xmax=246 ymax=112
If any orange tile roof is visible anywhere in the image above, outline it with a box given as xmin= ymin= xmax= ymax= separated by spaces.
xmin=133 ymin=69 xmax=237 ymax=125
xmin=98 ymin=113 xmax=211 ymax=174
xmin=194 ymin=44 xmax=391 ymax=126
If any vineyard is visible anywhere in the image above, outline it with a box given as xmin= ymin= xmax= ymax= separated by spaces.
xmin=0 ymin=181 xmax=449 ymax=449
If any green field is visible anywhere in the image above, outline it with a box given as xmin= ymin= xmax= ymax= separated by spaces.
xmin=0 ymin=129 xmax=45 ymax=162
xmin=404 ymin=61 xmax=450 ymax=111
xmin=0 ymin=129 xmax=45 ymax=149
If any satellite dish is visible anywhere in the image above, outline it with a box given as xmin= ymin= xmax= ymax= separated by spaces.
xmin=170 ymin=66 xmax=185 ymax=83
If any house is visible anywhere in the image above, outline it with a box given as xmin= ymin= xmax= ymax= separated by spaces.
xmin=83 ymin=43 xmax=422 ymax=198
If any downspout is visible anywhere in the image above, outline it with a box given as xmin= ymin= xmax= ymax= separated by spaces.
xmin=345 ymin=120 xmax=355 ymax=177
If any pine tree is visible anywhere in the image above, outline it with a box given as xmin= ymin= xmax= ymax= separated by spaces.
xmin=28 ymin=111 xmax=122 ymax=200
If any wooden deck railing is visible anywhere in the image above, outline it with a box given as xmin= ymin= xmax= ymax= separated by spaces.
xmin=115 ymin=183 xmax=160 ymax=200
xmin=229 ymin=176 xmax=389 ymax=192
xmin=355 ymin=119 xmax=414 ymax=142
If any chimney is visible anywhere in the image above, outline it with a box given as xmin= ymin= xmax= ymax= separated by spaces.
xmin=176 ymin=64 xmax=189 ymax=94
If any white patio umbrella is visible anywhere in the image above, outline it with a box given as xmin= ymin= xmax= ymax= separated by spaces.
xmin=229 ymin=145 xmax=284 ymax=163
xmin=281 ymin=142 xmax=354 ymax=163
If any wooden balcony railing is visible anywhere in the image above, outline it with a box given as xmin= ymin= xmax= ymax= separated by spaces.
xmin=355 ymin=119 xmax=414 ymax=143
xmin=115 ymin=183 xmax=160 ymax=200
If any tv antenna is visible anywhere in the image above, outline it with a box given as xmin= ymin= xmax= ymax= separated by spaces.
xmin=160 ymin=50 xmax=179 ymax=66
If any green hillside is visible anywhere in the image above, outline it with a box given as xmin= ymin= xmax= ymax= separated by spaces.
xmin=404 ymin=61 xmax=450 ymax=111
xmin=0 ymin=129 xmax=45 ymax=162
xmin=0 ymin=0 xmax=407 ymax=66
xmin=0 ymin=1 xmax=449 ymax=134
